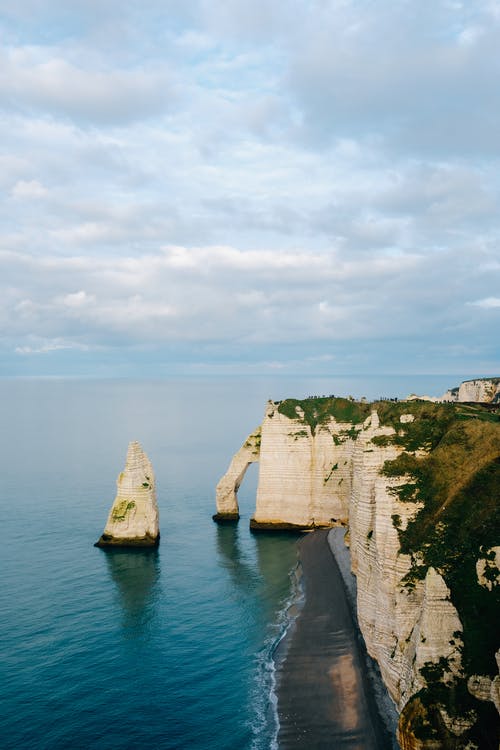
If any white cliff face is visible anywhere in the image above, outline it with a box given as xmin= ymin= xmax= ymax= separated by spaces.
xmin=347 ymin=415 xmax=464 ymax=714
xmin=442 ymin=378 xmax=500 ymax=403
xmin=216 ymin=402 xmax=497 ymax=744
xmin=216 ymin=398 xmax=499 ymax=744
xmin=219 ymin=403 xmax=467 ymax=707
xmin=96 ymin=441 xmax=159 ymax=547
xmin=214 ymin=427 xmax=260 ymax=519
xmin=252 ymin=400 xmax=358 ymax=527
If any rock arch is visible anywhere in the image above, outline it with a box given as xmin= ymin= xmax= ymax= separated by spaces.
xmin=213 ymin=428 xmax=261 ymax=522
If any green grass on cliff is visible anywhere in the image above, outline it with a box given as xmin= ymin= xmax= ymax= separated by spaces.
xmin=386 ymin=419 xmax=500 ymax=674
xmin=382 ymin=415 xmax=500 ymax=745
xmin=277 ymin=394 xmax=500 ymax=742
xmin=277 ymin=395 xmax=499 ymax=438
xmin=277 ymin=396 xmax=372 ymax=433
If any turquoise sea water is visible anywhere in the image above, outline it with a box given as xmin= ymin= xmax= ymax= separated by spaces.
xmin=0 ymin=375 xmax=463 ymax=749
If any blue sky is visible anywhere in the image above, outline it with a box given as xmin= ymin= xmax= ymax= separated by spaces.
xmin=1 ymin=0 xmax=499 ymax=378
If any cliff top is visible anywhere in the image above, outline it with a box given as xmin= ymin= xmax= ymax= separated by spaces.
xmin=275 ymin=393 xmax=500 ymax=737
xmin=462 ymin=376 xmax=500 ymax=384
xmin=276 ymin=395 xmax=500 ymax=438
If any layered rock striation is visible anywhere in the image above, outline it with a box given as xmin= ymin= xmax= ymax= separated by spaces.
xmin=213 ymin=427 xmax=260 ymax=521
xmin=443 ymin=377 xmax=500 ymax=404
xmin=95 ymin=441 xmax=160 ymax=548
xmin=409 ymin=377 xmax=500 ymax=404
xmin=216 ymin=396 xmax=500 ymax=748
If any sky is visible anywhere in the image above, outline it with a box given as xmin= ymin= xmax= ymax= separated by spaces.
xmin=1 ymin=0 xmax=499 ymax=378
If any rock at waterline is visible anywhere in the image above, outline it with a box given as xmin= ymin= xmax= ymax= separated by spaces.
xmin=95 ymin=441 xmax=160 ymax=548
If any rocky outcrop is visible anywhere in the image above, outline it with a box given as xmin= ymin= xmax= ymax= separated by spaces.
xmin=468 ymin=652 xmax=500 ymax=718
xmin=214 ymin=427 xmax=260 ymax=521
xmin=216 ymin=395 xmax=500 ymax=747
xmin=252 ymin=401 xmax=360 ymax=529
xmin=408 ymin=377 xmax=500 ymax=404
xmin=444 ymin=378 xmax=500 ymax=403
xmin=95 ymin=441 xmax=159 ymax=547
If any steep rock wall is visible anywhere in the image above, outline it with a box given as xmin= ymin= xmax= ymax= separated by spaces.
xmin=214 ymin=427 xmax=261 ymax=520
xmin=442 ymin=378 xmax=500 ymax=403
xmin=215 ymin=397 xmax=500 ymax=747
xmin=253 ymin=401 xmax=358 ymax=528
xmin=95 ymin=441 xmax=159 ymax=547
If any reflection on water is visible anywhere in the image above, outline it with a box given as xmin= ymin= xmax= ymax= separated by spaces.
xmin=104 ymin=548 xmax=161 ymax=633
xmin=216 ymin=524 xmax=259 ymax=589
xmin=216 ymin=523 xmax=302 ymax=625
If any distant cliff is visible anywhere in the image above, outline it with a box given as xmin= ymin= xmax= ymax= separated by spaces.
xmin=215 ymin=396 xmax=500 ymax=748
xmin=408 ymin=377 xmax=500 ymax=405
xmin=442 ymin=378 xmax=500 ymax=404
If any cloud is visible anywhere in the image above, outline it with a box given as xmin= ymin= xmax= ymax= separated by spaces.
xmin=286 ymin=1 xmax=500 ymax=156
xmin=11 ymin=179 xmax=48 ymax=199
xmin=470 ymin=297 xmax=500 ymax=308
xmin=15 ymin=337 xmax=90 ymax=354
xmin=0 ymin=1 xmax=499 ymax=375
xmin=0 ymin=46 xmax=175 ymax=125
xmin=0 ymin=240 xmax=493 ymax=359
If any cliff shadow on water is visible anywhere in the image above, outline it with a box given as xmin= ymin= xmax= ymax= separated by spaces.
xmin=102 ymin=548 xmax=161 ymax=633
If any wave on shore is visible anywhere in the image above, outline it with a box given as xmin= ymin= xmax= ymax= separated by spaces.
xmin=249 ymin=559 xmax=305 ymax=750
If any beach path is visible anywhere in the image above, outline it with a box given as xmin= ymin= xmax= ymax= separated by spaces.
xmin=277 ymin=529 xmax=390 ymax=749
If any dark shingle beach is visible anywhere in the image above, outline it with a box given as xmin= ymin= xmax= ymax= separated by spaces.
xmin=276 ymin=529 xmax=392 ymax=749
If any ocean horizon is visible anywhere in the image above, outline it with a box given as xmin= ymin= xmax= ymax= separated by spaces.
xmin=0 ymin=375 xmax=471 ymax=748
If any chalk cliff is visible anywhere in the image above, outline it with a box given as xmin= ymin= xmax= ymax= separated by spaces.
xmin=216 ymin=396 xmax=500 ymax=748
xmin=213 ymin=427 xmax=260 ymax=521
xmin=443 ymin=378 xmax=500 ymax=404
xmin=95 ymin=441 xmax=159 ymax=547
xmin=409 ymin=377 xmax=500 ymax=404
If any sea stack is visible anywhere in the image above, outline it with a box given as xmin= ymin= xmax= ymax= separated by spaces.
xmin=95 ymin=441 xmax=160 ymax=548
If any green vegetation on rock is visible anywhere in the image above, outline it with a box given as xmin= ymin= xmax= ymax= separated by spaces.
xmin=111 ymin=499 xmax=136 ymax=521
xmin=277 ymin=396 xmax=372 ymax=434
xmin=381 ymin=413 xmax=500 ymax=745
xmin=276 ymin=393 xmax=500 ymax=745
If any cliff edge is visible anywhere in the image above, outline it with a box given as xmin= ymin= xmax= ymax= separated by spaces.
xmin=216 ymin=396 xmax=500 ymax=748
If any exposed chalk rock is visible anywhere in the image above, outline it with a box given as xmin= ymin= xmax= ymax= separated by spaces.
xmin=408 ymin=377 xmax=500 ymax=404
xmin=251 ymin=400 xmax=362 ymax=529
xmin=216 ymin=394 xmax=500 ymax=744
xmin=441 ymin=378 xmax=500 ymax=403
xmin=213 ymin=427 xmax=260 ymax=521
xmin=468 ymin=650 xmax=500 ymax=715
xmin=95 ymin=441 xmax=159 ymax=547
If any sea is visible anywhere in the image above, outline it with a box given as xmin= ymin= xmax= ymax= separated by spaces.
xmin=0 ymin=374 xmax=463 ymax=749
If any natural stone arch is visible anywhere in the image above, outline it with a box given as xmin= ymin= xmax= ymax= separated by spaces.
xmin=213 ymin=428 xmax=261 ymax=522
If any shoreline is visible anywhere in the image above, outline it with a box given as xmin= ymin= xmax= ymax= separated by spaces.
xmin=274 ymin=529 xmax=395 ymax=749
xmin=327 ymin=528 xmax=400 ymax=745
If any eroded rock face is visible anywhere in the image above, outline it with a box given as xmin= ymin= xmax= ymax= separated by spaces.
xmin=216 ymin=399 xmax=500 ymax=745
xmin=442 ymin=378 xmax=500 ymax=403
xmin=468 ymin=650 xmax=500 ymax=716
xmin=214 ymin=427 xmax=260 ymax=521
xmin=95 ymin=441 xmax=159 ymax=547
xmin=251 ymin=401 xmax=361 ymax=529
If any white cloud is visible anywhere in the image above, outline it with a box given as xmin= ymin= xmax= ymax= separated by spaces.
xmin=11 ymin=179 xmax=48 ymax=199
xmin=15 ymin=337 xmax=90 ymax=354
xmin=58 ymin=290 xmax=95 ymax=307
xmin=0 ymin=1 xmax=499 ymax=374
xmin=0 ymin=46 xmax=175 ymax=124
xmin=470 ymin=297 xmax=500 ymax=308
